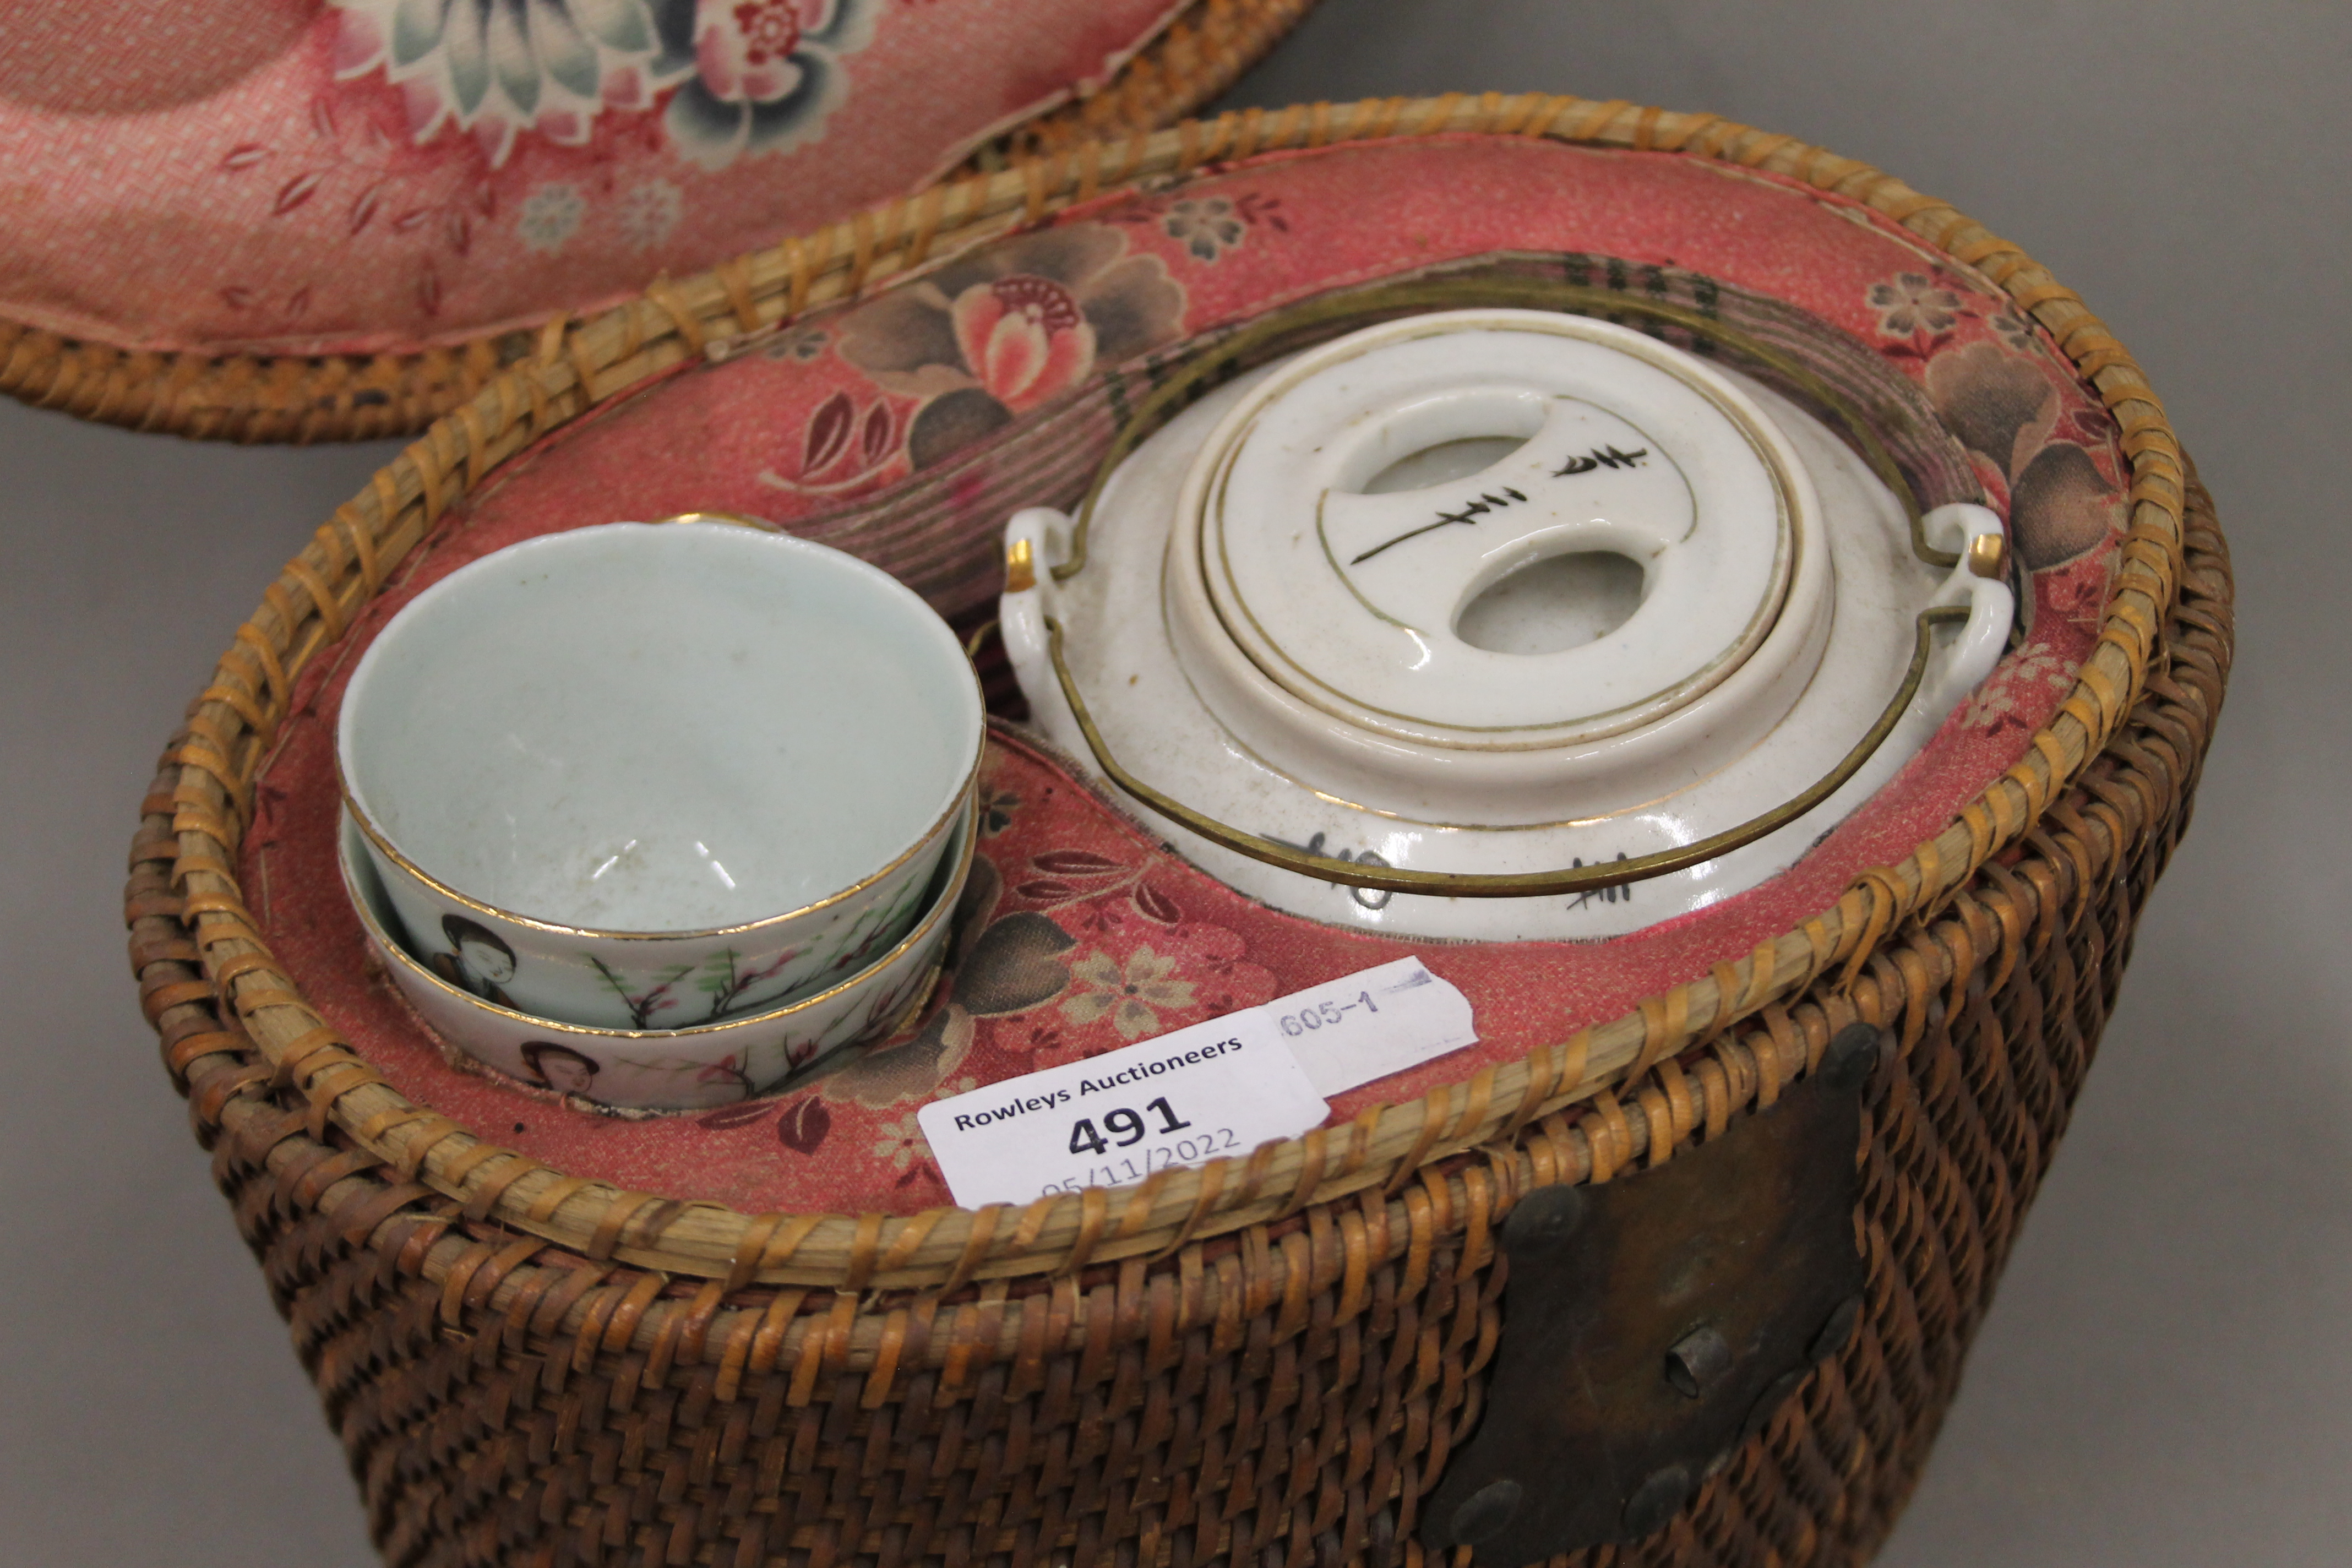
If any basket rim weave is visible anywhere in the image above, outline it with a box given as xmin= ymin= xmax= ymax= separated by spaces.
xmin=137 ymin=92 xmax=2188 ymax=1295
xmin=0 ymin=0 xmax=1314 ymax=445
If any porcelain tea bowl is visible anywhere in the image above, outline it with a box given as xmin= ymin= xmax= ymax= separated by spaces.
xmin=338 ymin=518 xmax=984 ymax=1031
xmin=340 ymin=796 xmax=974 ymax=1111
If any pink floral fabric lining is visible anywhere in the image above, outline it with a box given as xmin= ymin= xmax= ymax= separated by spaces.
xmin=239 ymin=134 xmax=2128 ymax=1216
xmin=0 ymin=0 xmax=1185 ymax=354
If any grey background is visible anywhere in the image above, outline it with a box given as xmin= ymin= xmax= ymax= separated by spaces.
xmin=3 ymin=2 xmax=2344 ymax=1562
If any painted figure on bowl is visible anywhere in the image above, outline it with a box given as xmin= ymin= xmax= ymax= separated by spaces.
xmin=430 ymin=912 xmax=519 ymax=1006
xmin=520 ymin=1040 xmax=603 ymax=1096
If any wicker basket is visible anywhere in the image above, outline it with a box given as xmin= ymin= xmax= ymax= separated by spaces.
xmin=0 ymin=0 xmax=1313 ymax=447
xmin=127 ymin=95 xmax=2231 ymax=1567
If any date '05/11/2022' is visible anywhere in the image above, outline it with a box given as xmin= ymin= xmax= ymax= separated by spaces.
xmin=1043 ymin=1096 xmax=1242 ymax=1195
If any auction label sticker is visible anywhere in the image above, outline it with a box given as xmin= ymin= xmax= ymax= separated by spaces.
xmin=918 ymin=958 xmax=1478 ymax=1208
xmin=918 ymin=1010 xmax=1327 ymax=1208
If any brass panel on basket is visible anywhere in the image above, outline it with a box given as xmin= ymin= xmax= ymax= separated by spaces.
xmin=1423 ymin=1028 xmax=1875 ymax=1562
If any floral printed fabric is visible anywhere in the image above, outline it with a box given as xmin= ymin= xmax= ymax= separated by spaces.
xmin=239 ymin=133 xmax=2131 ymax=1216
xmin=833 ymin=225 xmax=1185 ymax=470
xmin=332 ymin=0 xmax=878 ymax=173
xmin=0 ymin=0 xmax=1189 ymax=352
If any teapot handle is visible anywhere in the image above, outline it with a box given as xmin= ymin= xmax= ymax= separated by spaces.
xmin=998 ymin=507 xmax=1080 ymax=739
xmin=1918 ymin=502 xmax=2016 ymax=714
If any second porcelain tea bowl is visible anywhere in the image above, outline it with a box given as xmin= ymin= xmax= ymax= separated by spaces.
xmin=337 ymin=519 xmax=984 ymax=1031
xmin=340 ymin=801 xmax=974 ymax=1111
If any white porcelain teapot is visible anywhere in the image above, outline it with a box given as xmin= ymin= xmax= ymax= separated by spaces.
xmin=999 ymin=305 xmax=2012 ymax=939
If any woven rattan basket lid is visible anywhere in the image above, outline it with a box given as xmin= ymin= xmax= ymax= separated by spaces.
xmin=138 ymin=94 xmax=2205 ymax=1293
xmin=0 ymin=0 xmax=1314 ymax=442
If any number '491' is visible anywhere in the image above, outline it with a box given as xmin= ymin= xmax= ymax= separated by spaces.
xmin=1068 ymin=1097 xmax=1192 ymax=1155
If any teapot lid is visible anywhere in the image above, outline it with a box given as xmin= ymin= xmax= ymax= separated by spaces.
xmin=1181 ymin=312 xmax=1805 ymax=748
xmin=1158 ymin=310 xmax=1839 ymax=824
